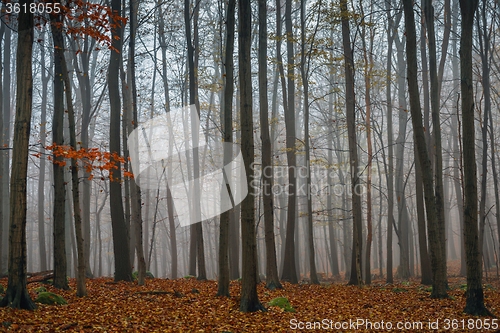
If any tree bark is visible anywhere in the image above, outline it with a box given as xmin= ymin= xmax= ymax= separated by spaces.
xmin=341 ymin=0 xmax=363 ymax=286
xmin=109 ymin=0 xmax=132 ymax=282
xmin=459 ymin=0 xmax=490 ymax=316
xmin=38 ymin=37 xmax=49 ymax=272
xmin=50 ymin=12 xmax=69 ymax=291
xmin=239 ymin=0 xmax=264 ymax=312
xmin=402 ymin=0 xmax=447 ymax=298
xmin=0 ymin=5 xmax=36 ymax=309
xmin=217 ymin=0 xmax=236 ymax=297
xmin=281 ymin=0 xmax=298 ymax=284
xmin=260 ymin=0 xmax=282 ymax=290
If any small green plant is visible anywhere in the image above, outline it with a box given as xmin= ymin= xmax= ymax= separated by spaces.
xmin=402 ymin=281 xmax=410 ymax=286
xmin=268 ymin=297 xmax=295 ymax=312
xmin=35 ymin=292 xmax=67 ymax=305
xmin=392 ymin=287 xmax=408 ymax=293
xmin=184 ymin=275 xmax=195 ymax=279
xmin=34 ymin=286 xmax=47 ymax=294
xmin=132 ymin=271 xmax=155 ymax=280
xmin=0 ymin=284 xmax=4 ymax=294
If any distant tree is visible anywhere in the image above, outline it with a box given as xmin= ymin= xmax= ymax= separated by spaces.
xmin=0 ymin=3 xmax=36 ymax=309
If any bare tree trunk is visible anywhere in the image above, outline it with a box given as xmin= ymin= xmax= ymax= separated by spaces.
xmin=50 ymin=13 xmax=69 ymax=291
xmin=38 ymin=39 xmax=49 ymax=272
xmin=385 ymin=0 xmax=395 ymax=283
xmin=217 ymin=0 xmax=236 ymax=297
xmin=0 ymin=23 xmax=3 ymax=272
xmin=125 ymin=0 xmax=146 ymax=286
xmin=184 ymin=0 xmax=207 ymax=281
xmin=259 ymin=0 xmax=282 ymax=290
xmin=157 ymin=0 xmax=177 ymax=281
xmin=341 ymin=0 xmax=362 ymax=286
xmin=360 ymin=0 xmax=374 ymax=284
xmin=402 ymin=0 xmax=447 ymax=298
xmin=281 ymin=0 xmax=298 ymax=284
xmin=477 ymin=0 xmax=491 ymax=271
xmin=459 ymin=0 xmax=490 ymax=316
xmin=239 ymin=0 xmax=264 ymax=312
xmin=59 ymin=47 xmax=87 ymax=297
xmin=0 ymin=5 xmax=36 ymax=309
xmin=1 ymin=26 xmax=11 ymax=273
xmin=300 ymin=0 xmax=319 ymax=285
xmin=109 ymin=0 xmax=132 ymax=282
xmin=423 ymin=0 xmax=447 ymax=286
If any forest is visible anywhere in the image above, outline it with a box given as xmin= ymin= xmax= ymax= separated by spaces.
xmin=0 ymin=0 xmax=499 ymax=331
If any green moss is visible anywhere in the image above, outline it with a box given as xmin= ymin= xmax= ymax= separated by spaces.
xmin=268 ymin=297 xmax=295 ymax=312
xmin=392 ymin=287 xmax=408 ymax=293
xmin=35 ymin=292 xmax=67 ymax=305
xmin=0 ymin=284 xmax=4 ymax=294
xmin=35 ymin=286 xmax=47 ymax=294
xmin=132 ymin=271 xmax=155 ymax=280
xmin=184 ymin=275 xmax=195 ymax=279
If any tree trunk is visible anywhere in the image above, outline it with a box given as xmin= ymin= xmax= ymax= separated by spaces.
xmin=217 ymin=0 xmax=236 ymax=297
xmin=260 ymin=0 xmax=282 ymax=290
xmin=239 ymin=0 xmax=264 ymax=312
xmin=423 ymin=0 xmax=447 ymax=287
xmin=0 ymin=5 xmax=36 ymax=309
xmin=459 ymin=0 xmax=490 ymax=316
xmin=341 ymin=0 xmax=362 ymax=286
xmin=384 ymin=0 xmax=395 ymax=284
xmin=50 ymin=12 xmax=69 ymax=291
xmin=281 ymin=0 xmax=298 ymax=285
xmin=402 ymin=0 xmax=447 ymax=298
xmin=1 ymin=26 xmax=11 ymax=273
xmin=109 ymin=0 xmax=132 ymax=282
xmin=38 ymin=38 xmax=49 ymax=272
xmin=360 ymin=0 xmax=374 ymax=284
xmin=126 ymin=0 xmax=146 ymax=286
xmin=157 ymin=0 xmax=177 ymax=281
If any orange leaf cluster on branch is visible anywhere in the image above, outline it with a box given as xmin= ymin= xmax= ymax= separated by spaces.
xmin=45 ymin=144 xmax=134 ymax=182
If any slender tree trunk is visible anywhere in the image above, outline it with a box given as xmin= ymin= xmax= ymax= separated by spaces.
xmin=239 ymin=0 xmax=264 ymax=312
xmin=360 ymin=0 xmax=374 ymax=284
xmin=217 ymin=0 xmax=236 ymax=297
xmin=341 ymin=0 xmax=363 ymax=286
xmin=1 ymin=26 xmax=11 ymax=273
xmin=477 ymin=0 xmax=491 ymax=271
xmin=59 ymin=49 xmax=87 ymax=297
xmin=259 ymin=0 xmax=282 ymax=290
xmin=423 ymin=0 xmax=448 ymax=287
xmin=300 ymin=0 xmax=319 ymax=285
xmin=157 ymin=0 xmax=177 ymax=281
xmin=281 ymin=0 xmax=298 ymax=284
xmin=385 ymin=0 xmax=395 ymax=283
xmin=402 ymin=0 xmax=447 ymax=298
xmin=109 ymin=0 xmax=132 ymax=282
xmin=0 ymin=5 xmax=36 ymax=309
xmin=0 ymin=22 xmax=3 ymax=273
xmin=38 ymin=40 xmax=49 ymax=272
xmin=126 ymin=0 xmax=146 ymax=285
xmin=50 ymin=13 xmax=69 ymax=291
xmin=459 ymin=0 xmax=490 ymax=316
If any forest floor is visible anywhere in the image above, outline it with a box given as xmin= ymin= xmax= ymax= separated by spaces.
xmin=0 ymin=263 xmax=499 ymax=332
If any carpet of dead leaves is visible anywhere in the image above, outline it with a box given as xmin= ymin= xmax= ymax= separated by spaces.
xmin=0 ymin=266 xmax=499 ymax=332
